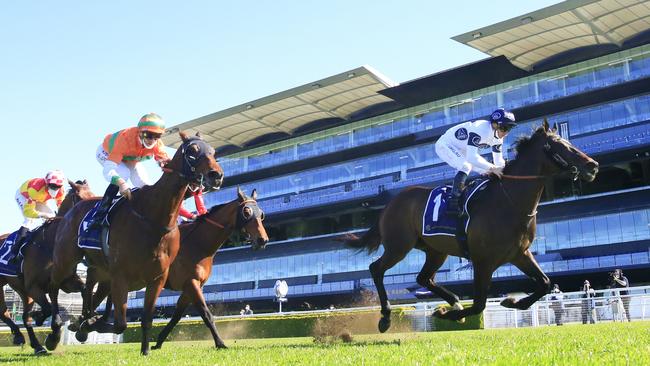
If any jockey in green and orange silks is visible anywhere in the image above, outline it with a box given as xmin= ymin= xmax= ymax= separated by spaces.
xmin=88 ymin=113 xmax=205 ymax=229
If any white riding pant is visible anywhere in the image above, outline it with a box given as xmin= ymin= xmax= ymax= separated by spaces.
xmin=14 ymin=190 xmax=55 ymax=230
xmin=435 ymin=142 xmax=473 ymax=175
xmin=96 ymin=145 xmax=152 ymax=187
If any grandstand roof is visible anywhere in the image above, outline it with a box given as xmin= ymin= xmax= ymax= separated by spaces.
xmin=453 ymin=0 xmax=650 ymax=71
xmin=162 ymin=66 xmax=396 ymax=150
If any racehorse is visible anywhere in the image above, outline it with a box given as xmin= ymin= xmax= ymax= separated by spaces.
xmin=151 ymin=187 xmax=268 ymax=350
xmin=0 ymin=179 xmax=95 ymax=354
xmin=47 ymin=132 xmax=224 ymax=355
xmin=343 ymin=120 xmax=599 ymax=332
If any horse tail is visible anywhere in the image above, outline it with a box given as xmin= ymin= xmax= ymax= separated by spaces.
xmin=339 ymin=221 xmax=382 ymax=254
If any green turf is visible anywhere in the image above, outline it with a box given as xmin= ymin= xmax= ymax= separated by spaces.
xmin=0 ymin=322 xmax=647 ymax=365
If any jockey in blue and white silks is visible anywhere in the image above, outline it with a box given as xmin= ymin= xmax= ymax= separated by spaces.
xmin=435 ymin=108 xmax=517 ymax=216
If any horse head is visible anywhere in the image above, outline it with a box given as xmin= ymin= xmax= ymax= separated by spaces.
xmin=526 ymin=120 xmax=599 ymax=182
xmin=236 ymin=187 xmax=269 ymax=250
xmin=166 ymin=132 xmax=224 ymax=190
xmin=58 ymin=179 xmax=96 ymax=216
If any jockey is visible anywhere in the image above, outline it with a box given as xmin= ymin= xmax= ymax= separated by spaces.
xmin=88 ymin=113 xmax=171 ymax=230
xmin=435 ymin=108 xmax=517 ymax=217
xmin=10 ymin=170 xmax=66 ymax=261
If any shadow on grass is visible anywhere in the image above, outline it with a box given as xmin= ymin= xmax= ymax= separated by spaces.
xmin=234 ymin=339 xmax=403 ymax=351
xmin=0 ymin=351 xmax=52 ymax=362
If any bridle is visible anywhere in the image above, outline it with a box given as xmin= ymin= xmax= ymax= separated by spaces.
xmin=500 ymin=137 xmax=580 ymax=182
xmin=162 ymin=138 xmax=215 ymax=185
xmin=202 ymin=199 xmax=263 ymax=231
xmin=497 ymin=135 xmax=581 ymax=218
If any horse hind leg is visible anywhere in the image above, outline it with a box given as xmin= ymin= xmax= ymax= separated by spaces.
xmin=369 ymin=242 xmax=410 ymax=333
xmin=416 ymin=248 xmax=465 ymax=322
xmin=0 ymin=302 xmax=25 ymax=346
xmin=152 ymin=291 xmax=192 ymax=350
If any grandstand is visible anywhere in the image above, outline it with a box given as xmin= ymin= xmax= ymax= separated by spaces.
xmin=126 ymin=0 xmax=650 ymax=318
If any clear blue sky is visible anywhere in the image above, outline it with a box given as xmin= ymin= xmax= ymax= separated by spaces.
xmin=0 ymin=1 xmax=560 ymax=233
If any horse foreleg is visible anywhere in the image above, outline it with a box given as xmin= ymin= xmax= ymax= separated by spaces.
xmin=500 ymin=250 xmax=551 ymax=310
xmin=44 ymin=287 xmax=62 ymax=351
xmin=21 ymin=296 xmax=47 ymax=355
xmin=29 ymin=288 xmax=52 ymax=326
xmin=434 ymin=263 xmax=493 ymax=321
xmin=81 ymin=274 xmax=98 ymax=320
xmin=189 ymin=279 xmax=226 ymax=349
xmin=152 ymin=291 xmax=191 ymax=350
xmin=141 ymin=276 xmax=166 ymax=356
xmin=111 ymin=276 xmax=129 ymax=335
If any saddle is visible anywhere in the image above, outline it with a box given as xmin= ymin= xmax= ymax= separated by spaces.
xmin=78 ymin=189 xmax=135 ymax=256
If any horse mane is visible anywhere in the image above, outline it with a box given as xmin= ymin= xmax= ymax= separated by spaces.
xmin=503 ymin=126 xmax=549 ymax=172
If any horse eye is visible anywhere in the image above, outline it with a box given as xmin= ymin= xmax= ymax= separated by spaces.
xmin=260 ymin=211 xmax=265 ymax=221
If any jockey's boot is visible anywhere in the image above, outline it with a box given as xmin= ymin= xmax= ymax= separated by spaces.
xmin=446 ymin=171 xmax=468 ymax=218
xmin=8 ymin=226 xmax=29 ymax=266
xmin=87 ymin=183 xmax=120 ymax=231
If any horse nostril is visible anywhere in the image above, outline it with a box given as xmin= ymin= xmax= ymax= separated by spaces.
xmin=208 ymin=171 xmax=223 ymax=181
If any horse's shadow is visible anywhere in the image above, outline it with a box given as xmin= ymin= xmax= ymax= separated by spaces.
xmin=234 ymin=339 xmax=402 ymax=350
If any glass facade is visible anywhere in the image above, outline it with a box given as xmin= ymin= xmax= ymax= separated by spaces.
xmin=217 ymin=45 xmax=650 ymax=176
xmin=206 ymin=93 xmax=650 ymax=212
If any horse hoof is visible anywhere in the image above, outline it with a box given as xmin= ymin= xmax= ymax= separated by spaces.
xmin=216 ymin=343 xmax=228 ymax=349
xmin=500 ymin=297 xmax=517 ymax=309
xmin=68 ymin=322 xmax=80 ymax=332
xmin=141 ymin=348 xmax=150 ymax=356
xmin=34 ymin=346 xmax=48 ymax=355
xmin=45 ymin=333 xmax=61 ymax=351
xmin=151 ymin=344 xmax=161 ymax=350
xmin=433 ymin=307 xmax=449 ymax=319
xmin=75 ymin=331 xmax=89 ymax=343
xmin=12 ymin=333 xmax=26 ymax=346
xmin=378 ymin=317 xmax=391 ymax=333
xmin=452 ymin=303 xmax=466 ymax=323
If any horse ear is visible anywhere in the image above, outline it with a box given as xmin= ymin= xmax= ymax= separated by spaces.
xmin=195 ymin=131 xmax=202 ymax=139
xmin=237 ymin=186 xmax=245 ymax=201
xmin=179 ymin=131 xmax=189 ymax=142
xmin=83 ymin=179 xmax=87 ymax=184
xmin=542 ymin=118 xmax=550 ymax=132
xmin=552 ymin=123 xmax=558 ymax=134
xmin=251 ymin=189 xmax=257 ymax=200
xmin=67 ymin=179 xmax=78 ymax=190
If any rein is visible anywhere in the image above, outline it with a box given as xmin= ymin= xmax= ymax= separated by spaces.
xmin=203 ymin=199 xmax=258 ymax=230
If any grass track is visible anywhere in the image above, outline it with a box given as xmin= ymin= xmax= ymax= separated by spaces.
xmin=0 ymin=321 xmax=648 ymax=365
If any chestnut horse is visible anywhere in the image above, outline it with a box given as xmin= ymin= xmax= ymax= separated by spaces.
xmin=152 ymin=187 xmax=269 ymax=349
xmin=0 ymin=180 xmax=94 ymax=354
xmin=47 ymin=132 xmax=224 ymax=355
xmin=344 ymin=121 xmax=599 ymax=332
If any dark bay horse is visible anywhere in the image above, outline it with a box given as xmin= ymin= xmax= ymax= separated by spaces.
xmin=151 ymin=188 xmax=268 ymax=350
xmin=344 ymin=121 xmax=599 ymax=332
xmin=47 ymin=132 xmax=224 ymax=355
xmin=0 ymin=180 xmax=94 ymax=354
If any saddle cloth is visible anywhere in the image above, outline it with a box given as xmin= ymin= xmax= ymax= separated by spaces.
xmin=0 ymin=230 xmax=22 ymax=276
xmin=422 ymin=178 xmax=489 ymax=237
